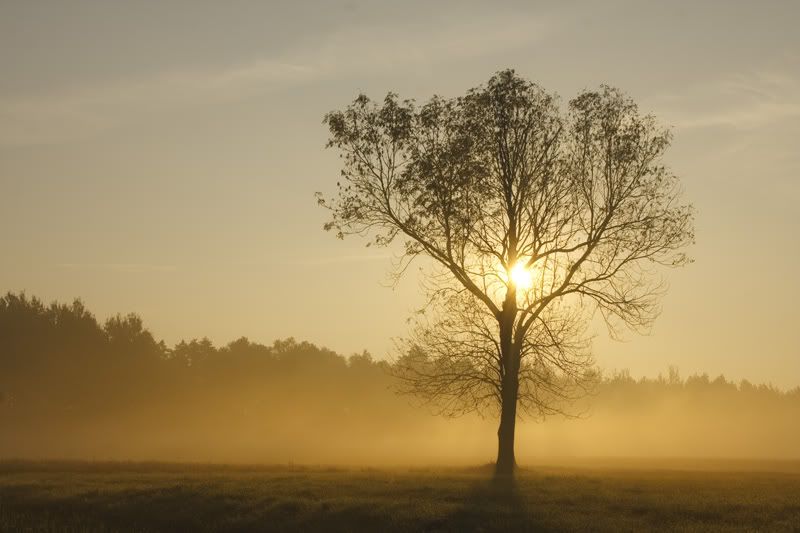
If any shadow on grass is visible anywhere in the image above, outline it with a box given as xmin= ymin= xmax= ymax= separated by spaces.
xmin=432 ymin=476 xmax=552 ymax=533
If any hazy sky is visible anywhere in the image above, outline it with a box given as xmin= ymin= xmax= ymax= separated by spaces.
xmin=1 ymin=0 xmax=798 ymax=387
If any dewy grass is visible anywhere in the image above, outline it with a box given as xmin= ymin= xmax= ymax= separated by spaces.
xmin=1 ymin=461 xmax=799 ymax=532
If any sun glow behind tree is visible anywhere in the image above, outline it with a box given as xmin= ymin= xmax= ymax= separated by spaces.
xmin=321 ymin=70 xmax=694 ymax=477
xmin=508 ymin=262 xmax=534 ymax=291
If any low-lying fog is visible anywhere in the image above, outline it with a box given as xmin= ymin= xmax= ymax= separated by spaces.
xmin=2 ymin=293 xmax=798 ymax=465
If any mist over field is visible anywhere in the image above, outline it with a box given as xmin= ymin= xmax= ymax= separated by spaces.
xmin=2 ymin=1 xmax=800 ymax=530
xmin=2 ymin=292 xmax=797 ymax=466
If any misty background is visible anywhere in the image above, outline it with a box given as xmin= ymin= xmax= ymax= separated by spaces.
xmin=2 ymin=293 xmax=797 ymax=464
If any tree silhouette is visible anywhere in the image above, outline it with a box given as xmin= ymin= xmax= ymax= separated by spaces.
xmin=320 ymin=69 xmax=694 ymax=477
xmin=393 ymin=291 xmax=594 ymax=420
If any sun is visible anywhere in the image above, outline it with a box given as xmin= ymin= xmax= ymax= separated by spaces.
xmin=509 ymin=262 xmax=534 ymax=291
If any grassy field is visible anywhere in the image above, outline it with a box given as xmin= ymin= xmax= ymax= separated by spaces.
xmin=1 ymin=461 xmax=799 ymax=532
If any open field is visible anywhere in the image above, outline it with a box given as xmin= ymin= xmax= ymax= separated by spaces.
xmin=1 ymin=461 xmax=799 ymax=532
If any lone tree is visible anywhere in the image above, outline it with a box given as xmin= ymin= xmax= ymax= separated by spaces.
xmin=319 ymin=70 xmax=694 ymax=477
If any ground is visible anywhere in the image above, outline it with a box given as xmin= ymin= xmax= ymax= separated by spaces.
xmin=1 ymin=461 xmax=799 ymax=532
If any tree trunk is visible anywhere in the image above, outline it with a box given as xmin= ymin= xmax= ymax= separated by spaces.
xmin=495 ymin=373 xmax=519 ymax=477
xmin=495 ymin=289 xmax=520 ymax=479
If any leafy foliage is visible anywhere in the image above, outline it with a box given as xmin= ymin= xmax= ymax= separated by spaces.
xmin=320 ymin=70 xmax=694 ymax=429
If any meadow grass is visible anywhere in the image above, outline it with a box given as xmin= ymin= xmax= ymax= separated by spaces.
xmin=1 ymin=460 xmax=799 ymax=532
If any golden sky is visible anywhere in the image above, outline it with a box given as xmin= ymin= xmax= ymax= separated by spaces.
xmin=1 ymin=0 xmax=798 ymax=387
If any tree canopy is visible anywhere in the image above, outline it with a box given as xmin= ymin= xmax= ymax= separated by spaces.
xmin=321 ymin=69 xmax=694 ymax=476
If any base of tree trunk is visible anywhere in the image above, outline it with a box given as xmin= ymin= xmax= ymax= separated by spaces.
xmin=494 ymin=457 xmax=516 ymax=479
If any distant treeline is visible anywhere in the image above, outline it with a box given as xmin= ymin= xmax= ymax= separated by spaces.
xmin=1 ymin=292 xmax=798 ymax=463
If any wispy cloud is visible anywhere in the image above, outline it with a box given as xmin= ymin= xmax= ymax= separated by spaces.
xmin=651 ymin=72 xmax=800 ymax=130
xmin=0 ymin=61 xmax=316 ymax=146
xmin=0 ymin=9 xmax=556 ymax=146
